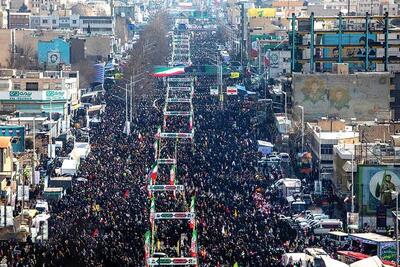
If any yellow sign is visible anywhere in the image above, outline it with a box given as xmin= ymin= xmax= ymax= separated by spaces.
xmin=247 ymin=8 xmax=276 ymax=18
xmin=230 ymin=72 xmax=240 ymax=79
xmin=114 ymin=72 xmax=123 ymax=80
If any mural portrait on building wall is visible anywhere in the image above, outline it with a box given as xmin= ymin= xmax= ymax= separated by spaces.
xmin=301 ymin=76 xmax=326 ymax=104
xmin=370 ymin=170 xmax=400 ymax=207
xmin=328 ymin=87 xmax=351 ymax=110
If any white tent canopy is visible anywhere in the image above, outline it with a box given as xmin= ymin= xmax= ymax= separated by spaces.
xmin=61 ymin=159 xmax=78 ymax=176
xmin=350 ymin=256 xmax=384 ymax=267
xmin=321 ymin=256 xmax=349 ymax=267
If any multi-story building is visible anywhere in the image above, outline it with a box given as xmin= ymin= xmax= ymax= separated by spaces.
xmin=8 ymin=12 xmax=30 ymax=29
xmin=307 ymin=119 xmax=359 ymax=177
xmin=29 ymin=14 xmax=114 ymax=35
xmin=9 ymin=0 xmax=27 ymax=11
xmin=28 ymin=0 xmax=67 ymax=15
xmin=0 ymin=69 xmax=80 ymax=133
xmin=320 ymin=0 xmax=357 ymax=14
xmin=271 ymin=1 xmax=306 ymax=17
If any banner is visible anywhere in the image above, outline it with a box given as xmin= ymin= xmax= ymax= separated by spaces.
xmin=357 ymin=166 xmax=400 ymax=215
xmin=226 ymin=86 xmax=238 ymax=95
xmin=230 ymin=72 xmax=240 ymax=79
xmin=347 ymin=212 xmax=359 ymax=230
xmin=247 ymin=8 xmax=276 ymax=18
xmin=265 ymin=51 xmax=280 ymax=68
xmin=210 ymin=86 xmax=219 ymax=95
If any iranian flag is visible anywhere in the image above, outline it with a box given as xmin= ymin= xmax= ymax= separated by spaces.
xmin=150 ymin=163 xmax=158 ymax=184
xmin=153 ymin=66 xmax=185 ymax=78
xmin=163 ymin=115 xmax=168 ymax=129
xmin=190 ymin=229 xmax=198 ymax=257
xmin=189 ymin=196 xmax=195 ymax=229
xmin=189 ymin=115 xmax=193 ymax=130
xmin=170 ymin=165 xmax=176 ymax=185
xmin=153 ymin=140 xmax=159 ymax=161
xmin=150 ymin=197 xmax=155 ymax=227
xmin=144 ymin=230 xmax=151 ymax=262
xmin=155 ymin=126 xmax=161 ymax=139
xmin=226 ymin=86 xmax=238 ymax=95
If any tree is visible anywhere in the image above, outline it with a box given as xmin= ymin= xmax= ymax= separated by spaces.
xmin=72 ymin=59 xmax=96 ymax=89
xmin=7 ymin=44 xmax=38 ymax=70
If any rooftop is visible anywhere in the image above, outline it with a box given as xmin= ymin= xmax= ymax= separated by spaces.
xmin=350 ymin=232 xmax=394 ymax=243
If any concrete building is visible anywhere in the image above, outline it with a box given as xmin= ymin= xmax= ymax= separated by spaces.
xmin=307 ymin=119 xmax=359 ymax=176
xmin=0 ymin=69 xmax=80 ymax=133
xmin=8 ymin=12 xmax=30 ymax=29
xmin=0 ymin=137 xmax=14 ymax=197
xmin=29 ymin=14 xmax=114 ymax=35
xmin=28 ymin=0 xmax=67 ymax=15
xmin=271 ymin=1 xmax=306 ymax=17
xmin=9 ymin=0 xmax=27 ymax=11
xmin=0 ymin=29 xmax=114 ymax=69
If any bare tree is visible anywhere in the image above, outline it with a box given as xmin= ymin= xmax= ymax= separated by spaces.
xmin=72 ymin=59 xmax=96 ymax=89
xmin=7 ymin=44 xmax=38 ymax=70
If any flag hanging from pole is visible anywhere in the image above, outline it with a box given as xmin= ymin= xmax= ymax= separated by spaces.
xmin=189 ymin=115 xmax=193 ymax=130
xmin=150 ymin=197 xmax=155 ymax=227
xmin=155 ymin=126 xmax=161 ymax=139
xmin=190 ymin=229 xmax=198 ymax=257
xmin=189 ymin=196 xmax=195 ymax=229
xmin=170 ymin=165 xmax=176 ymax=185
xmin=150 ymin=163 xmax=158 ymax=184
xmin=153 ymin=140 xmax=159 ymax=161
xmin=163 ymin=116 xmax=168 ymax=129
xmin=144 ymin=230 xmax=151 ymax=266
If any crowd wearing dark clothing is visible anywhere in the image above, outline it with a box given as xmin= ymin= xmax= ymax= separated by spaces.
xmin=0 ymin=27 xmax=334 ymax=267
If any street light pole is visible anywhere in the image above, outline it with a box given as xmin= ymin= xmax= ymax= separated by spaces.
xmin=351 ymin=143 xmax=355 ymax=213
xmin=391 ymin=191 xmax=400 ymax=267
xmin=298 ymin=105 xmax=304 ymax=152
xmin=124 ymin=83 xmax=130 ymax=135
xmin=282 ymin=91 xmax=287 ymax=133
xmin=397 ymin=192 xmax=399 ymax=267
xmin=130 ymin=76 xmax=133 ymax=124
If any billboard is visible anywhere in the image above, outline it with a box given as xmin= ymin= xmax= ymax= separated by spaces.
xmin=292 ymin=73 xmax=390 ymax=121
xmin=247 ymin=8 xmax=276 ymax=18
xmin=0 ymin=90 xmax=67 ymax=101
xmin=356 ymin=166 xmax=400 ymax=215
xmin=322 ymin=33 xmax=377 ymax=71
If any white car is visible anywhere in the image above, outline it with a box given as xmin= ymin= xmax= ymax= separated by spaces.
xmin=35 ymin=200 xmax=49 ymax=214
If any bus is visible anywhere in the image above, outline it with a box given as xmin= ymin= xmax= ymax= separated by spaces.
xmin=327 ymin=231 xmax=349 ymax=246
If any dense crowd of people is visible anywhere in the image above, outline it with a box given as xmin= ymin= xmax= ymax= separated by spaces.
xmin=0 ymin=25 xmax=338 ymax=267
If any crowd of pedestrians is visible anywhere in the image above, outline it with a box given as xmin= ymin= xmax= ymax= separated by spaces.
xmin=0 ymin=25 xmax=336 ymax=267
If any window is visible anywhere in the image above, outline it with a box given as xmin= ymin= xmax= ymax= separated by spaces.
xmin=52 ymin=20 xmax=56 ymax=24
xmin=72 ymin=20 xmax=77 ymax=24
xmin=321 ymin=144 xmax=334 ymax=155
xmin=42 ymin=19 xmax=48 ymax=24
xmin=13 ymin=83 xmax=21 ymax=90
xmin=26 ymin=82 xmax=39 ymax=91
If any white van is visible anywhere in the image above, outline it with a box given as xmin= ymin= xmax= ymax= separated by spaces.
xmin=313 ymin=220 xmax=343 ymax=235
xmin=35 ymin=200 xmax=49 ymax=214
xmin=327 ymin=231 xmax=349 ymax=246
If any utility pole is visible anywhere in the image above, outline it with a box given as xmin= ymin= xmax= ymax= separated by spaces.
xmin=217 ymin=55 xmax=223 ymax=110
xmin=130 ymin=76 xmax=133 ymax=124
xmin=32 ymin=117 xmax=36 ymax=185
xmin=124 ymin=83 xmax=130 ymax=135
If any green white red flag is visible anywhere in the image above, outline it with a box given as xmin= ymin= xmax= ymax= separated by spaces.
xmin=170 ymin=165 xmax=176 ymax=185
